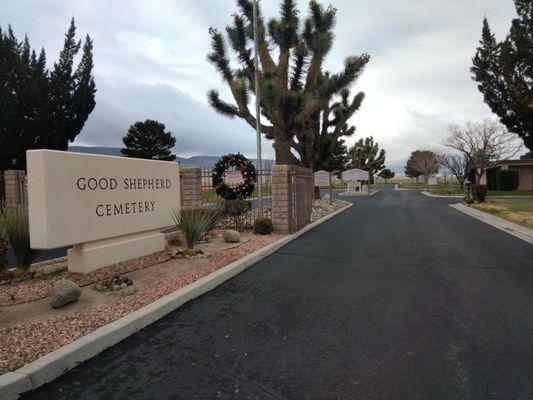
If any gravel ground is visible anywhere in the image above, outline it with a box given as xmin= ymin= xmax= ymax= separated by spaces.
xmin=0 ymin=251 xmax=173 ymax=306
xmin=311 ymin=197 xmax=351 ymax=221
xmin=0 ymin=234 xmax=281 ymax=375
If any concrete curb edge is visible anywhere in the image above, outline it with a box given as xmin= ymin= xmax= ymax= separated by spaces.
xmin=449 ymin=203 xmax=533 ymax=245
xmin=338 ymin=190 xmax=379 ymax=197
xmin=422 ymin=191 xmax=533 ymax=199
xmin=421 ymin=191 xmax=463 ymax=198
xmin=0 ymin=203 xmax=353 ymax=400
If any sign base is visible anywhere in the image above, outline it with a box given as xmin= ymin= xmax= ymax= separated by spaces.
xmin=68 ymin=230 xmax=165 ymax=274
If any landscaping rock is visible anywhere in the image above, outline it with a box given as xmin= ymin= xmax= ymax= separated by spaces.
xmin=223 ymin=230 xmax=241 ymax=243
xmin=50 ymin=279 xmax=81 ymax=308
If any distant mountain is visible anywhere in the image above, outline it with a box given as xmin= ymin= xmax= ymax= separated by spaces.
xmin=67 ymin=146 xmax=273 ymax=167
xmin=68 ymin=146 xmax=123 ymax=157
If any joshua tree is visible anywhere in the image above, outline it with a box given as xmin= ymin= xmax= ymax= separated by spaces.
xmin=207 ymin=0 xmax=369 ymax=166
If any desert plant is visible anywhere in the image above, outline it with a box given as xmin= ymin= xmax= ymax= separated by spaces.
xmin=2 ymin=208 xmax=39 ymax=270
xmin=171 ymin=207 xmax=221 ymax=250
xmin=472 ymin=184 xmax=488 ymax=203
xmin=253 ymin=217 xmax=273 ymax=235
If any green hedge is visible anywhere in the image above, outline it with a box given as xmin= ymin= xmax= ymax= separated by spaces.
xmin=496 ymin=170 xmax=520 ymax=191
xmin=487 ymin=169 xmax=520 ymax=191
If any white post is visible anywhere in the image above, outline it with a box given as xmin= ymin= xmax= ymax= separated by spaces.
xmin=253 ymin=0 xmax=263 ymax=215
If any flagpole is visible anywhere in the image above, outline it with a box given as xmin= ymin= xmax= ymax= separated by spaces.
xmin=252 ymin=0 xmax=263 ymax=215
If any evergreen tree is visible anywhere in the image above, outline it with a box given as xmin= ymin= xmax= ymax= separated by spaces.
xmin=0 ymin=19 xmax=95 ymax=170
xmin=207 ymin=0 xmax=369 ymax=166
xmin=404 ymin=162 xmax=423 ymax=183
xmin=378 ymin=168 xmax=395 ymax=183
xmin=347 ymin=136 xmax=386 ymax=182
xmin=471 ymin=1 xmax=533 ymax=151
xmin=121 ymin=120 xmax=176 ymax=161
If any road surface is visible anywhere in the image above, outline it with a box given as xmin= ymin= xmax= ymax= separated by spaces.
xmin=23 ymin=189 xmax=533 ymax=399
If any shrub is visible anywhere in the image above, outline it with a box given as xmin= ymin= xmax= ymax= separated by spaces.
xmin=472 ymin=184 xmax=488 ymax=203
xmin=171 ymin=207 xmax=221 ymax=250
xmin=496 ymin=170 xmax=520 ymax=191
xmin=464 ymin=196 xmax=475 ymax=205
xmin=253 ymin=217 xmax=273 ymax=235
xmin=2 ymin=208 xmax=39 ymax=270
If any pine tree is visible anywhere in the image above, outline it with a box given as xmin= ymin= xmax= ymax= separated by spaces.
xmin=207 ymin=0 xmax=369 ymax=166
xmin=404 ymin=163 xmax=422 ymax=183
xmin=121 ymin=120 xmax=177 ymax=161
xmin=347 ymin=136 xmax=386 ymax=182
xmin=0 ymin=19 xmax=96 ymax=170
xmin=378 ymin=168 xmax=394 ymax=183
xmin=471 ymin=1 xmax=533 ymax=151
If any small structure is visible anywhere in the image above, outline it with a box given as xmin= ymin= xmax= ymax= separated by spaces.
xmin=486 ymin=159 xmax=533 ymax=190
xmin=342 ymin=168 xmax=369 ymax=183
xmin=342 ymin=168 xmax=370 ymax=194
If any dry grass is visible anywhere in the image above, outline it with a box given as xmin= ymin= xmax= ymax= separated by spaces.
xmin=472 ymin=199 xmax=533 ymax=229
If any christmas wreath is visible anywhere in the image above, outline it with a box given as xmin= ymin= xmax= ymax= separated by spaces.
xmin=212 ymin=153 xmax=256 ymax=200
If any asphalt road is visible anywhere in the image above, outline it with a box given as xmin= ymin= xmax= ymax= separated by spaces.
xmin=23 ymin=189 xmax=533 ymax=400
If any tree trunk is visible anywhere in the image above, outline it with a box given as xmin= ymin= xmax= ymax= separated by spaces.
xmin=273 ymin=133 xmax=297 ymax=165
xmin=314 ymin=185 xmax=321 ymax=199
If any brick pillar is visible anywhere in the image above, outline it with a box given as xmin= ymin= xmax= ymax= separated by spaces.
xmin=272 ymin=165 xmax=293 ymax=234
xmin=3 ymin=170 xmax=26 ymax=211
xmin=180 ymin=167 xmax=202 ymax=209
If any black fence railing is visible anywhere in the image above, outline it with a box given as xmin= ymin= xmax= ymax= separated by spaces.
xmin=200 ymin=161 xmax=273 ymax=230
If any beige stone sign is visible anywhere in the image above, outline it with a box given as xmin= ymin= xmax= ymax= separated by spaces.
xmin=27 ymin=150 xmax=181 ymax=273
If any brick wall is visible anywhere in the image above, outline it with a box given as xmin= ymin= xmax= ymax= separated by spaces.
xmin=180 ymin=167 xmax=202 ymax=208
xmin=272 ymin=165 xmax=292 ymax=234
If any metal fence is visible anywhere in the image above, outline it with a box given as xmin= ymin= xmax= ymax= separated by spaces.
xmin=201 ymin=161 xmax=273 ymax=230
xmin=0 ymin=170 xmax=28 ymax=212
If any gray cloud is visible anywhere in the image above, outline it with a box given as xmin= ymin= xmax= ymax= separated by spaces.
xmin=0 ymin=0 xmax=518 ymax=165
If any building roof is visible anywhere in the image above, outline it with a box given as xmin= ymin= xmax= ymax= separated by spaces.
xmin=496 ymin=159 xmax=533 ymax=167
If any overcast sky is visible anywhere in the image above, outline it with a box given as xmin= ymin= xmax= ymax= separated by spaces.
xmin=0 ymin=0 xmax=519 ymax=166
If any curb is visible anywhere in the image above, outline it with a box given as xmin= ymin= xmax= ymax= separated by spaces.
xmin=449 ymin=203 xmax=533 ymax=244
xmin=422 ymin=191 xmax=533 ymax=199
xmin=0 ymin=203 xmax=353 ymax=400
xmin=338 ymin=190 xmax=379 ymax=197
xmin=421 ymin=191 xmax=462 ymax=198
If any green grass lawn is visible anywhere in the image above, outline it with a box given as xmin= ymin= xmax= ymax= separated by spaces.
xmin=401 ymin=182 xmax=533 ymax=197
xmin=471 ymin=199 xmax=533 ymax=229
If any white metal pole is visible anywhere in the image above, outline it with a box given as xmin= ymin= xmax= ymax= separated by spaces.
xmin=252 ymin=0 xmax=263 ymax=215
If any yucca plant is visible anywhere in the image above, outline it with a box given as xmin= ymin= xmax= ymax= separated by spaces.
xmin=171 ymin=207 xmax=221 ymax=251
xmin=2 ymin=207 xmax=39 ymax=271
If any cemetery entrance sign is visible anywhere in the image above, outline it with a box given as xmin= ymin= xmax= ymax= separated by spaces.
xmin=27 ymin=150 xmax=181 ymax=273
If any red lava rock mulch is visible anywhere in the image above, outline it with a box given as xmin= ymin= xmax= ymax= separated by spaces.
xmin=0 ymin=234 xmax=282 ymax=374
xmin=0 ymin=251 xmax=172 ymax=306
